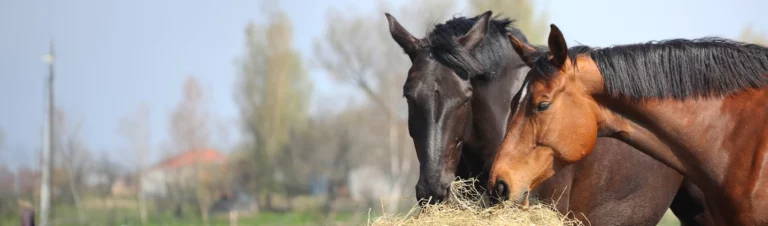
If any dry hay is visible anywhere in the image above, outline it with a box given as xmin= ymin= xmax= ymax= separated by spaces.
xmin=370 ymin=179 xmax=583 ymax=226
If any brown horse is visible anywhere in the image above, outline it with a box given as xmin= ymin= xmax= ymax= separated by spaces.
xmin=490 ymin=23 xmax=768 ymax=225
xmin=387 ymin=11 xmax=711 ymax=225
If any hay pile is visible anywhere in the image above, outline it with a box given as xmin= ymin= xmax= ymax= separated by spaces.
xmin=370 ymin=180 xmax=583 ymax=226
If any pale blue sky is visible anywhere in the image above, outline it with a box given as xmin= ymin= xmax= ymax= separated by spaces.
xmin=0 ymin=0 xmax=765 ymax=169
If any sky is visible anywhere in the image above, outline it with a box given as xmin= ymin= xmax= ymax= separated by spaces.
xmin=0 ymin=0 xmax=766 ymax=170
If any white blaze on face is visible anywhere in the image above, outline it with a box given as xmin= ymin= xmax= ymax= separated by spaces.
xmin=507 ymin=80 xmax=530 ymax=128
xmin=518 ymin=80 xmax=530 ymax=107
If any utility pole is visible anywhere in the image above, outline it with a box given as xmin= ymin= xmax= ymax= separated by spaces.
xmin=40 ymin=40 xmax=55 ymax=226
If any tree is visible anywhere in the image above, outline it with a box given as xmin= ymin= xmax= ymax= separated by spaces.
xmin=0 ymin=165 xmax=18 ymax=221
xmin=52 ymin=109 xmax=91 ymax=225
xmin=313 ymin=0 xmax=456 ymax=213
xmin=0 ymin=127 xmax=5 ymax=169
xmin=0 ymin=128 xmax=6 ymax=170
xmin=170 ymin=77 xmax=210 ymax=153
xmin=169 ymin=75 xmax=214 ymax=225
xmin=469 ymin=0 xmax=550 ymax=44
xmin=235 ymin=11 xmax=312 ymax=210
xmin=309 ymin=105 xmax=381 ymax=218
xmin=92 ymin=152 xmax=119 ymax=197
xmin=117 ymin=104 xmax=151 ymax=224
xmin=0 ymin=128 xmax=4 ymax=153
xmin=91 ymin=152 xmax=120 ymax=225
xmin=740 ymin=25 xmax=768 ymax=46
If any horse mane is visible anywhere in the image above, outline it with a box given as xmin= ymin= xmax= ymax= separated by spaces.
xmin=532 ymin=38 xmax=768 ymax=100
xmin=424 ymin=14 xmax=531 ymax=81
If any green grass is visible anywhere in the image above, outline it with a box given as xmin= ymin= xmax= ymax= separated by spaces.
xmin=1 ymin=206 xmax=366 ymax=226
xmin=1 ymin=204 xmax=681 ymax=226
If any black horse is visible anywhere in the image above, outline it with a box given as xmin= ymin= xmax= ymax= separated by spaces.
xmin=386 ymin=11 xmax=712 ymax=225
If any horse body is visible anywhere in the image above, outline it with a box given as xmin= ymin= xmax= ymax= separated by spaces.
xmin=491 ymin=24 xmax=765 ymax=224
xmin=387 ymin=12 xmax=709 ymax=225
xmin=601 ymin=90 xmax=768 ymax=224
xmin=539 ymin=138 xmax=686 ymax=225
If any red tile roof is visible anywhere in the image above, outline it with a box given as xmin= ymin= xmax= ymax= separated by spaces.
xmin=152 ymin=149 xmax=226 ymax=170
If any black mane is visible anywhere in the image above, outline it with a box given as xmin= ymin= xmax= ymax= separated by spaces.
xmin=532 ymin=38 xmax=768 ymax=100
xmin=424 ymin=14 xmax=530 ymax=81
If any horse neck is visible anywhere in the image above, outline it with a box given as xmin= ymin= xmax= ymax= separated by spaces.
xmin=468 ymin=57 xmax=528 ymax=161
xmin=595 ymin=88 xmax=768 ymax=189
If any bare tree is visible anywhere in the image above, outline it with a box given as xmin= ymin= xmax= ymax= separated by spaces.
xmin=0 ymin=128 xmax=4 ymax=153
xmin=0 ymin=127 xmax=5 ymax=170
xmin=169 ymin=75 xmax=213 ymax=225
xmin=311 ymin=104 xmax=379 ymax=219
xmin=117 ymin=104 xmax=151 ymax=224
xmin=170 ymin=77 xmax=210 ymax=153
xmin=313 ymin=0 xmax=457 ymax=213
xmin=52 ymin=109 xmax=91 ymax=225
xmin=740 ymin=25 xmax=768 ymax=45
xmin=91 ymin=152 xmax=119 ymax=224
xmin=469 ymin=0 xmax=550 ymax=44
xmin=92 ymin=152 xmax=118 ymax=196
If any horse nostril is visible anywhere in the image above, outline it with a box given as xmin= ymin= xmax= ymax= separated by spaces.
xmin=495 ymin=179 xmax=509 ymax=201
xmin=521 ymin=189 xmax=531 ymax=209
xmin=521 ymin=190 xmax=529 ymax=202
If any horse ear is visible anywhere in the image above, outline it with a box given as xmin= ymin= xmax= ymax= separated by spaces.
xmin=385 ymin=13 xmax=420 ymax=56
xmin=509 ymin=34 xmax=535 ymax=67
xmin=547 ymin=24 xmax=568 ymax=68
xmin=458 ymin=11 xmax=493 ymax=50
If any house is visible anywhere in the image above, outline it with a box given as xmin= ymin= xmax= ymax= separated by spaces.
xmin=111 ymin=175 xmax=138 ymax=197
xmin=141 ymin=149 xmax=227 ymax=197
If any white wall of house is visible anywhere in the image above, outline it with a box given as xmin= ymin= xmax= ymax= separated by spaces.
xmin=141 ymin=166 xmax=202 ymax=198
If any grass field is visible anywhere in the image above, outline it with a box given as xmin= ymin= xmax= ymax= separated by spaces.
xmin=1 ymin=209 xmax=368 ymax=226
xmin=0 ymin=200 xmax=681 ymax=226
xmin=0 ymin=208 xmax=681 ymax=226
xmin=0 ymin=199 xmax=375 ymax=226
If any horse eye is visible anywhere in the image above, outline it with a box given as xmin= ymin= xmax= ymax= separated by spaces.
xmin=535 ymin=101 xmax=551 ymax=112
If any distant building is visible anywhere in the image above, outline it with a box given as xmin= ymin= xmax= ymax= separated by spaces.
xmin=111 ymin=175 xmax=138 ymax=197
xmin=84 ymin=172 xmax=109 ymax=188
xmin=141 ymin=149 xmax=226 ymax=197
